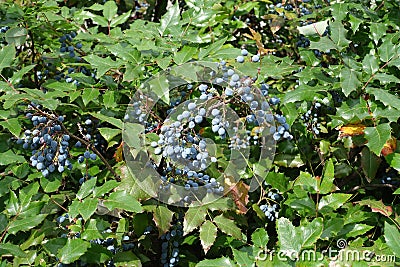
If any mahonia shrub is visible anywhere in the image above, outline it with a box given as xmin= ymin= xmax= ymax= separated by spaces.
xmin=0 ymin=0 xmax=399 ymax=266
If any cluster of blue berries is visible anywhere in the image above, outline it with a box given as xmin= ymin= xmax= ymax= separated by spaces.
xmin=0 ymin=26 xmax=9 ymax=33
xmin=59 ymin=31 xmax=82 ymax=59
xmin=236 ymin=48 xmax=260 ymax=63
xmin=16 ymin=104 xmax=72 ymax=177
xmin=161 ymin=215 xmax=183 ymax=267
xmin=259 ymin=190 xmax=283 ymax=222
xmin=300 ymin=102 xmax=322 ymax=135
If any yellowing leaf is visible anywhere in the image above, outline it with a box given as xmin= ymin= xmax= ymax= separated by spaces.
xmin=381 ymin=137 xmax=397 ymax=156
xmin=113 ymin=141 xmax=124 ymax=162
xmin=245 ymin=27 xmax=276 ymax=55
xmin=228 ymin=181 xmax=249 ymax=214
xmin=339 ymin=124 xmax=366 ymax=137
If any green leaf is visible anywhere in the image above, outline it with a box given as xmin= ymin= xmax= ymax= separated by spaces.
xmin=174 ymin=46 xmax=197 ymax=65
xmin=378 ymin=38 xmax=396 ymax=62
xmin=318 ymin=193 xmax=352 ymax=213
xmin=0 ymin=149 xmax=25 ymax=165
xmin=153 ymin=205 xmax=174 ymax=235
xmin=82 ymin=219 xmax=104 ymax=240
xmin=0 ymin=45 xmax=15 ymax=71
xmin=79 ymin=198 xmax=98 ymax=221
xmin=158 ymin=1 xmax=180 ymax=36
xmin=283 ymin=84 xmax=325 ymax=103
xmin=277 ymin=217 xmax=302 ymax=253
xmin=0 ymin=243 xmax=27 ymax=258
xmin=196 ymin=257 xmax=236 ymax=267
xmin=83 ymin=55 xmax=122 ymax=78
xmin=93 ymin=180 xmax=119 ymax=197
xmin=319 ymin=159 xmax=335 ymax=194
xmin=198 ymin=38 xmax=228 ymax=60
xmin=386 ymin=153 xmax=400 ymax=172
xmin=8 ymin=214 xmax=47 ymax=234
xmin=110 ymin=11 xmax=131 ymax=27
xmin=82 ymin=88 xmax=100 ymax=106
xmin=251 ymin=228 xmax=269 ymax=248
xmin=103 ymin=1 xmax=117 ymax=21
xmin=340 ymin=67 xmax=361 ymax=97
xmin=357 ymin=199 xmax=392 ymax=217
xmin=58 ymin=239 xmax=90 ymax=264
xmin=364 ymin=123 xmax=391 ymax=155
xmin=297 ymin=20 xmax=329 ymax=36
xmin=366 ymin=87 xmax=400 ymax=110
xmin=362 ymin=54 xmax=379 ymax=75
xmin=5 ymin=27 xmax=28 ymax=47
xmin=89 ymin=112 xmax=123 ymax=129
xmin=309 ymin=36 xmax=336 ymax=52
xmin=183 ymin=206 xmax=207 ymax=235
xmin=76 ymin=177 xmax=97 ymax=200
xmin=232 ymin=248 xmax=254 ymax=267
xmin=104 ymin=190 xmax=142 ymax=213
xmin=80 ymin=244 xmax=112 ymax=264
xmin=98 ymin=127 xmax=121 ymax=142
xmin=321 ymin=218 xmax=344 ymax=239
xmin=148 ymin=72 xmax=170 ymax=104
xmin=360 ymin=147 xmax=381 ymax=181
xmin=102 ymin=90 xmax=117 ymax=109
xmin=213 ymin=215 xmax=242 ymax=240
xmin=300 ymin=217 xmax=323 ymax=248
xmin=0 ymin=118 xmax=21 ymax=137
xmin=199 ymin=220 xmax=217 ymax=253
xmin=330 ymin=20 xmax=351 ymax=50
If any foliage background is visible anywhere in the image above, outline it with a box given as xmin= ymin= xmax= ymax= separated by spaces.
xmin=0 ymin=0 xmax=399 ymax=266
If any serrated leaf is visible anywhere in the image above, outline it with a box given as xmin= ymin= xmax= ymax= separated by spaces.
xmin=300 ymin=218 xmax=323 ymax=248
xmin=199 ymin=220 xmax=217 ymax=253
xmin=357 ymin=199 xmax=392 ymax=217
xmin=360 ymin=147 xmax=381 ymax=182
xmin=232 ymin=248 xmax=254 ymax=267
xmin=283 ymin=84 xmax=324 ymax=103
xmin=0 ymin=45 xmax=15 ymax=71
xmin=183 ymin=206 xmax=207 ymax=235
xmin=58 ymin=239 xmax=90 ymax=264
xmin=0 ymin=150 xmax=26 ymax=165
xmin=174 ymin=46 xmax=197 ymax=64
xmin=318 ymin=193 xmax=352 ymax=213
xmin=386 ymin=153 xmax=400 ymax=172
xmin=76 ymin=177 xmax=97 ymax=200
xmin=0 ymin=118 xmax=21 ymax=137
xmin=98 ymin=127 xmax=121 ymax=142
xmin=251 ymin=228 xmax=269 ymax=248
xmin=103 ymin=90 xmax=117 ymax=108
xmin=148 ymin=73 xmax=170 ymax=104
xmin=8 ymin=214 xmax=47 ymax=234
xmin=93 ymin=180 xmax=119 ymax=197
xmin=319 ymin=159 xmax=335 ymax=194
xmin=277 ymin=217 xmax=302 ymax=253
xmin=158 ymin=1 xmax=180 ymax=36
xmin=378 ymin=39 xmax=396 ymax=62
xmin=366 ymin=87 xmax=400 ymax=110
xmin=82 ymin=219 xmax=104 ymax=240
xmin=89 ymin=112 xmax=123 ymax=129
xmin=83 ymin=55 xmax=122 ymax=78
xmin=309 ymin=36 xmax=336 ymax=52
xmin=362 ymin=54 xmax=379 ymax=75
xmin=297 ymin=20 xmax=329 ymax=36
xmin=82 ymin=88 xmax=100 ymax=106
xmin=365 ymin=123 xmax=392 ymax=155
xmin=103 ymin=1 xmax=117 ymax=21
xmin=104 ymin=190 xmax=142 ymax=213
xmin=340 ymin=67 xmax=361 ymax=97
xmin=153 ymin=205 xmax=174 ymax=235
xmin=0 ymin=243 xmax=27 ymax=258
xmin=79 ymin=198 xmax=98 ymax=221
xmin=110 ymin=11 xmax=131 ymax=27
xmin=384 ymin=222 xmax=400 ymax=257
xmin=213 ymin=215 xmax=241 ymax=240
xmin=5 ymin=27 xmax=28 ymax=47
xmin=330 ymin=20 xmax=351 ymax=50
xmin=198 ymin=37 xmax=228 ymax=60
